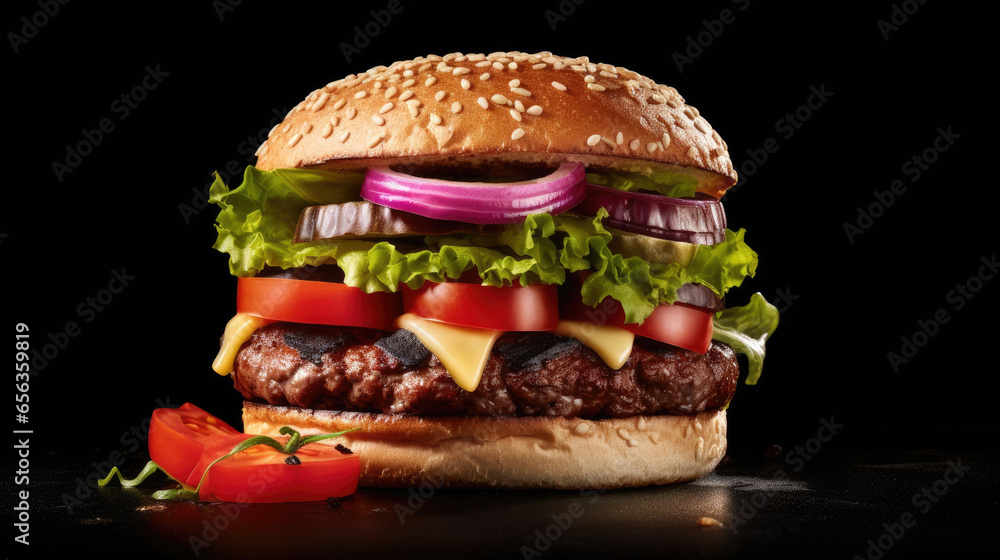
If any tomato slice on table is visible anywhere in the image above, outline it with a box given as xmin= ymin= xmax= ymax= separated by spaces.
xmin=149 ymin=403 xmax=360 ymax=503
xmin=237 ymin=277 xmax=402 ymax=331
xmin=561 ymin=286 xmax=714 ymax=354
xmin=200 ymin=442 xmax=359 ymax=503
xmin=403 ymin=281 xmax=559 ymax=331
xmin=149 ymin=403 xmax=246 ymax=487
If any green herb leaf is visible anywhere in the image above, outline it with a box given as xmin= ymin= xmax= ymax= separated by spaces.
xmin=98 ymin=460 xmax=184 ymax=489
xmin=296 ymin=427 xmax=361 ymax=450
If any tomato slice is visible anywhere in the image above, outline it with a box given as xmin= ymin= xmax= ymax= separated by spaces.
xmin=200 ymin=443 xmax=360 ymax=503
xmin=148 ymin=403 xmax=360 ymax=503
xmin=403 ymin=281 xmax=559 ymax=331
xmin=149 ymin=403 xmax=246 ymax=487
xmin=561 ymin=286 xmax=713 ymax=354
xmin=237 ymin=277 xmax=402 ymax=331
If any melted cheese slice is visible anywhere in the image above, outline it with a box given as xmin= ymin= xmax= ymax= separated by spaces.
xmin=212 ymin=314 xmax=272 ymax=375
xmin=554 ymin=319 xmax=634 ymax=370
xmin=395 ymin=313 xmax=502 ymax=392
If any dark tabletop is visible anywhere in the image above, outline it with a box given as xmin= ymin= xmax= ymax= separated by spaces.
xmin=14 ymin=446 xmax=996 ymax=559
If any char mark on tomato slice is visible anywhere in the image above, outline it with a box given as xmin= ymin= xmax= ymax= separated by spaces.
xmin=375 ymin=329 xmax=431 ymax=368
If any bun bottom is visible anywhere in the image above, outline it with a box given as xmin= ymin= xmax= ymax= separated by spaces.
xmin=243 ymin=402 xmax=727 ymax=489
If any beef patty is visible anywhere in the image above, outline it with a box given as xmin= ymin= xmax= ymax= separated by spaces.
xmin=232 ymin=323 xmax=739 ymax=418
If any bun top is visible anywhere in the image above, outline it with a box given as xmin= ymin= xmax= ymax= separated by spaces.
xmin=255 ymin=51 xmax=737 ymax=197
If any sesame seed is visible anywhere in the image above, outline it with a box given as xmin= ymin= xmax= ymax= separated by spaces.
xmin=461 ymin=78 xmax=471 ymax=89
xmin=491 ymin=94 xmax=509 ymax=105
xmin=687 ymin=146 xmax=699 ymax=159
xmin=480 ymin=72 xmax=491 ymax=81
xmin=330 ymin=115 xmax=339 ymax=126
xmin=268 ymin=124 xmax=279 ymax=137
xmin=430 ymin=113 xmax=442 ymax=125
xmin=532 ymin=63 xmax=546 ymax=69
xmin=368 ymin=134 xmax=385 ymax=148
xmin=510 ymin=87 xmax=531 ymax=97
xmin=435 ymin=91 xmax=447 ymax=102
xmin=312 ymin=92 xmax=330 ymax=111
xmin=584 ymin=75 xmax=595 ymax=83
xmin=587 ymin=134 xmax=602 ymax=147
xmin=694 ymin=118 xmax=709 ymax=134
xmin=372 ymin=115 xmax=386 ymax=126
xmin=403 ymin=69 xmax=414 ymax=78
xmin=629 ymin=139 xmax=640 ymax=150
xmin=508 ymin=62 xmax=517 ymax=70
xmin=288 ymin=133 xmax=303 ymax=147
xmin=321 ymin=122 xmax=334 ymax=138
xmin=384 ymin=86 xmax=397 ymax=99
xmin=346 ymin=107 xmax=357 ymax=120
xmin=451 ymin=101 xmax=462 ymax=114
xmin=425 ymin=76 xmax=437 ymax=87
xmin=254 ymin=140 xmax=267 ymax=156
xmin=419 ymin=62 xmax=432 ymax=72
xmin=406 ymin=103 xmax=419 ymax=117
xmin=477 ymin=97 xmax=489 ymax=109
xmin=616 ymin=132 xmax=624 ymax=145
xmin=453 ymin=67 xmax=470 ymax=75
xmin=662 ymin=132 xmax=671 ymax=148
xmin=526 ymin=105 xmax=543 ymax=116
xmin=401 ymin=79 xmax=415 ymax=88
xmin=509 ymin=79 xmax=520 ymax=88
xmin=301 ymin=122 xmax=313 ymax=134
xmin=551 ymin=81 xmax=567 ymax=91
xmin=511 ymin=128 xmax=525 ymax=140
xmin=587 ymin=83 xmax=606 ymax=92
xmin=492 ymin=61 xmax=504 ymax=70
xmin=332 ymin=98 xmax=346 ymax=111
xmin=399 ymin=90 xmax=413 ymax=101
xmin=379 ymin=102 xmax=394 ymax=114
xmin=509 ymin=108 xmax=522 ymax=122
xmin=354 ymin=91 xmax=367 ymax=99
xmin=475 ymin=61 xmax=491 ymax=67
xmin=373 ymin=81 xmax=382 ymax=89
xmin=650 ymin=94 xmax=666 ymax=104
xmin=281 ymin=123 xmax=291 ymax=133
xmin=599 ymin=70 xmax=619 ymax=79
xmin=514 ymin=100 xmax=525 ymax=112
xmin=647 ymin=142 xmax=658 ymax=153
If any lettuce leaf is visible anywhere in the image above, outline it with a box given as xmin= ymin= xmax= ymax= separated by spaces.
xmin=712 ymin=293 xmax=780 ymax=385
xmin=586 ymin=169 xmax=698 ymax=198
xmin=209 ymin=167 xmax=572 ymax=292
xmin=210 ymin=166 xmax=761 ymax=323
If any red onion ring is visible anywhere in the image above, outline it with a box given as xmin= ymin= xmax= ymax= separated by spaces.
xmin=360 ymin=163 xmax=586 ymax=224
xmin=573 ymin=183 xmax=727 ymax=245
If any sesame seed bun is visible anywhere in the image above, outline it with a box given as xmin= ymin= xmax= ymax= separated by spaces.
xmin=242 ymin=402 xmax=727 ymax=489
xmin=255 ymin=51 xmax=737 ymax=198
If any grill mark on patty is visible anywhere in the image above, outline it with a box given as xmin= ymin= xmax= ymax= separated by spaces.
xmin=282 ymin=328 xmax=354 ymax=366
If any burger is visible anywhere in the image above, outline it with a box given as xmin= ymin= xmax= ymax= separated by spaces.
xmin=208 ymin=51 xmax=778 ymax=489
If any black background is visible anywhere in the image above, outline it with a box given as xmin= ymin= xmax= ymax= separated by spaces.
xmin=4 ymin=0 xmax=998 ymax=556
